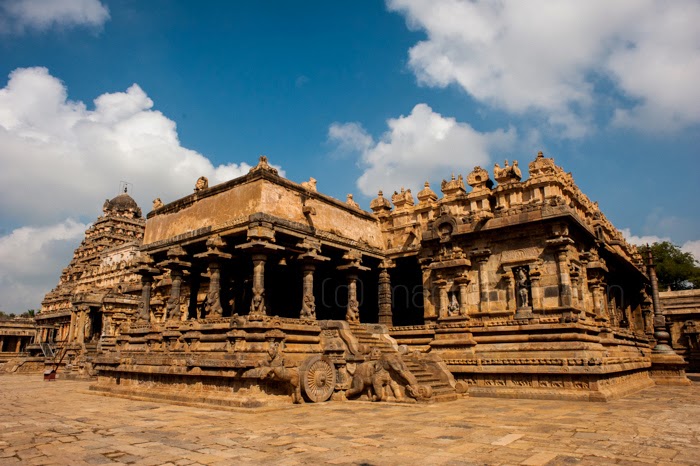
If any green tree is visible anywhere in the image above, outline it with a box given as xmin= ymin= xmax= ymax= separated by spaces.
xmin=639 ymin=241 xmax=700 ymax=290
xmin=20 ymin=309 xmax=36 ymax=318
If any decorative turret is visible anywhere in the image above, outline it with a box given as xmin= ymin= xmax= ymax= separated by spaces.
xmin=440 ymin=174 xmax=466 ymax=197
xmin=391 ymin=187 xmax=415 ymax=210
xmin=417 ymin=181 xmax=438 ymax=204
xmin=528 ymin=151 xmax=557 ymax=178
xmin=493 ymin=159 xmax=522 ymax=184
xmin=466 ymin=167 xmax=493 ymax=192
xmin=370 ymin=190 xmax=392 ymax=214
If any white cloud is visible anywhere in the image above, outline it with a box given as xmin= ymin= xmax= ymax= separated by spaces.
xmin=329 ymin=103 xmax=515 ymax=197
xmin=0 ymin=220 xmax=88 ymax=313
xmin=387 ymin=0 xmax=700 ymax=135
xmin=0 ymin=67 xmax=283 ymax=313
xmin=620 ymin=228 xmax=670 ymax=247
xmin=0 ymin=0 xmax=110 ymax=33
xmin=621 ymin=228 xmax=700 ymax=263
xmin=682 ymin=240 xmax=700 ymax=264
xmin=0 ymin=67 xmax=280 ymax=226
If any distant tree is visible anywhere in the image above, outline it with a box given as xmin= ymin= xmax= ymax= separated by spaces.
xmin=20 ymin=309 xmax=36 ymax=318
xmin=0 ymin=310 xmax=9 ymax=319
xmin=639 ymin=242 xmax=700 ymax=290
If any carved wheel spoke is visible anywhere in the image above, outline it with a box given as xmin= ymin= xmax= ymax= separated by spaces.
xmin=301 ymin=356 xmax=336 ymax=402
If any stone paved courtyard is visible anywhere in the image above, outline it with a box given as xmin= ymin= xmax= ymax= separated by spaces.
xmin=1 ymin=374 xmax=699 ymax=465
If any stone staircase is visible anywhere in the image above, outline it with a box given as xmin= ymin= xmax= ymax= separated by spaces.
xmin=403 ymin=358 xmax=459 ymax=402
xmin=348 ymin=324 xmax=396 ymax=354
xmin=347 ymin=323 xmax=458 ymax=402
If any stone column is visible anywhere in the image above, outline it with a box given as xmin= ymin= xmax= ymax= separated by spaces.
xmin=0 ymin=336 xmax=4 ymax=352
xmin=139 ymin=276 xmax=153 ymax=322
xmin=421 ymin=264 xmax=436 ymax=321
xmin=456 ymin=276 xmax=469 ymax=316
xmin=471 ymin=253 xmax=491 ymax=312
xmin=590 ymin=280 xmax=607 ymax=321
xmin=346 ymin=273 xmax=360 ymax=323
xmin=378 ymin=266 xmax=393 ymax=326
xmin=300 ymin=262 xmax=317 ymax=319
xmin=648 ymin=249 xmax=673 ymax=354
xmin=529 ymin=268 xmax=543 ymax=310
xmin=250 ymin=253 xmax=267 ymax=316
xmin=206 ymin=261 xmax=223 ymax=318
xmin=504 ymin=269 xmax=516 ymax=312
xmin=434 ymin=279 xmax=448 ymax=318
xmin=68 ymin=309 xmax=77 ymax=342
xmin=168 ymin=269 xmax=184 ymax=321
xmin=555 ymin=249 xmax=572 ymax=307
xmin=15 ymin=338 xmax=21 ymax=352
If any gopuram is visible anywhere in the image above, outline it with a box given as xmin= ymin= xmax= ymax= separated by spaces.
xmin=33 ymin=190 xmax=145 ymax=376
xmin=35 ymin=152 xmax=689 ymax=406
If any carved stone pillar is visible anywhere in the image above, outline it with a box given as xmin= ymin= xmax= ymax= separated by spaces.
xmin=168 ymin=270 xmax=184 ymax=320
xmin=301 ymin=262 xmax=316 ymax=319
xmin=135 ymin=255 xmax=159 ymax=323
xmin=337 ymin=251 xmax=369 ymax=323
xmin=76 ymin=305 xmax=88 ymax=344
xmin=162 ymin=245 xmax=191 ymax=322
xmin=455 ymin=275 xmax=469 ymax=316
xmin=378 ymin=261 xmax=394 ymax=326
xmin=140 ymin=276 xmax=153 ymax=322
xmin=503 ymin=268 xmax=516 ymax=312
xmin=590 ymin=280 xmax=607 ymax=321
xmin=469 ymin=249 xmax=491 ymax=313
xmin=420 ymin=263 xmax=436 ymax=321
xmin=346 ymin=273 xmax=360 ymax=323
xmin=68 ymin=309 xmax=78 ymax=342
xmin=297 ymin=239 xmax=329 ymax=320
xmin=434 ymin=279 xmax=448 ymax=318
xmin=529 ymin=267 xmax=543 ymax=310
xmin=555 ymin=249 xmax=572 ymax=307
xmin=250 ymin=253 xmax=267 ymax=316
xmin=236 ymin=223 xmax=285 ymax=318
xmin=194 ymin=236 xmax=232 ymax=319
xmin=648 ymin=249 xmax=673 ymax=354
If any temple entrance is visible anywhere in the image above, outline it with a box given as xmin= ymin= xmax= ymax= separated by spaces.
xmin=391 ymin=256 xmax=424 ymax=326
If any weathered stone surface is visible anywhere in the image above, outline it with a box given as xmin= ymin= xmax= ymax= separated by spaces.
xmin=30 ymin=151 xmax=689 ymax=405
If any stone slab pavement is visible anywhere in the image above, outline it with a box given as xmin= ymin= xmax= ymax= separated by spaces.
xmin=1 ymin=374 xmax=699 ymax=465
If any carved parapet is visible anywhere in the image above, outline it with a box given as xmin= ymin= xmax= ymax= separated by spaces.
xmin=370 ymin=190 xmax=392 ymax=214
xmin=248 ymin=155 xmax=279 ymax=176
xmin=493 ymin=159 xmax=522 ymax=184
xmin=417 ymin=181 xmax=438 ymax=204
xmin=391 ymin=187 xmax=415 ymax=210
xmin=441 ymin=174 xmax=467 ymax=197
xmin=466 ymin=167 xmax=493 ymax=192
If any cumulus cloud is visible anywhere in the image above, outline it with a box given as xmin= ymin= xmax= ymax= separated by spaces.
xmin=0 ymin=67 xmax=279 ymax=227
xmin=0 ymin=220 xmax=88 ymax=312
xmin=621 ymin=228 xmax=670 ymax=247
xmin=682 ymin=240 xmax=700 ymax=264
xmin=329 ymin=103 xmax=515 ymax=196
xmin=387 ymin=0 xmax=700 ymax=135
xmin=0 ymin=67 xmax=282 ymax=313
xmin=0 ymin=0 xmax=110 ymax=33
xmin=622 ymin=228 xmax=700 ymax=263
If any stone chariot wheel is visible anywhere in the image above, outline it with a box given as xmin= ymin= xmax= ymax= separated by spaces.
xmin=300 ymin=355 xmax=336 ymax=402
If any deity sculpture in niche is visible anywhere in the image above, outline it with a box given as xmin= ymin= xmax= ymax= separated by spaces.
xmin=448 ymin=292 xmax=460 ymax=316
xmin=516 ymin=267 xmax=531 ymax=309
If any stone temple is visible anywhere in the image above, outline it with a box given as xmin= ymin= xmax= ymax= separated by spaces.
xmin=31 ymin=152 xmax=690 ymax=406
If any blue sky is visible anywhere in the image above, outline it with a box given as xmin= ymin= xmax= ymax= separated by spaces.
xmin=0 ymin=0 xmax=698 ymax=313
